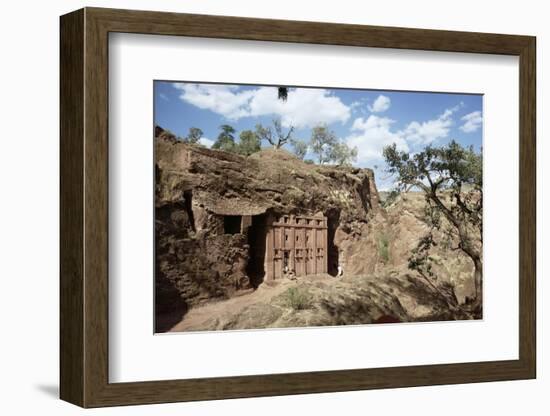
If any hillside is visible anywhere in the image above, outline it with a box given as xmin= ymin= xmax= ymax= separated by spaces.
xmin=155 ymin=127 xmax=480 ymax=332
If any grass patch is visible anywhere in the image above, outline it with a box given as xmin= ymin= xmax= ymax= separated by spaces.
xmin=378 ymin=233 xmax=391 ymax=263
xmin=282 ymin=287 xmax=314 ymax=310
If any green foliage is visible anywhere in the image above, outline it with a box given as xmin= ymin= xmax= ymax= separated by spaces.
xmin=290 ymin=138 xmax=308 ymax=160
xmin=196 ymin=125 xmax=263 ymax=156
xmin=212 ymin=124 xmax=237 ymax=151
xmin=408 ymin=233 xmax=436 ymax=278
xmin=309 ymin=124 xmax=358 ymax=165
xmin=383 ymin=140 xmax=483 ymax=307
xmin=329 ymin=141 xmax=358 ymax=166
xmin=304 ymin=159 xmax=315 ymax=165
xmin=377 ymin=233 xmax=390 ymax=263
xmin=283 ymin=287 xmax=313 ymax=310
xmin=383 ymin=140 xmax=482 ymax=194
xmin=237 ymin=130 xmax=261 ymax=156
xmin=383 ymin=140 xmax=482 ymax=235
xmin=310 ymin=124 xmax=337 ymax=164
xmin=185 ymin=127 xmax=203 ymax=144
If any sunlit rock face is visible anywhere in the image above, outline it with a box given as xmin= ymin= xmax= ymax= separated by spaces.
xmin=154 ymin=127 xmax=381 ymax=329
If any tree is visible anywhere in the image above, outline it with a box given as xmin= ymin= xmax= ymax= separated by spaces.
xmin=185 ymin=127 xmax=203 ymax=144
xmin=255 ymin=118 xmax=294 ymax=149
xmin=212 ymin=124 xmax=236 ymax=152
xmin=290 ymin=138 xmax=308 ymax=160
xmin=329 ymin=141 xmax=358 ymax=166
xmin=383 ymin=140 xmax=483 ymax=311
xmin=406 ymin=209 xmax=464 ymax=315
xmin=237 ymin=130 xmax=261 ymax=156
xmin=309 ymin=124 xmax=337 ymax=164
xmin=308 ymin=124 xmax=357 ymax=165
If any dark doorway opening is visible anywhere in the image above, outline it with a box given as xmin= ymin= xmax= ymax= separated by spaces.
xmin=224 ymin=215 xmax=242 ymax=234
xmin=247 ymin=214 xmax=268 ymax=287
xmin=183 ymin=190 xmax=195 ymax=232
xmin=327 ymin=210 xmax=340 ymax=276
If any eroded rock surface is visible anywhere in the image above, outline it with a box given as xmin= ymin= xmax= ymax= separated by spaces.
xmin=155 ymin=127 xmax=381 ymax=330
xmin=155 ymin=127 xmax=480 ymax=332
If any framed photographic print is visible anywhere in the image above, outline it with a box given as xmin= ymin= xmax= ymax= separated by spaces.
xmin=60 ymin=7 xmax=536 ymax=408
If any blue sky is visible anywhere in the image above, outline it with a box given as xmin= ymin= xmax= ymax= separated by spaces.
xmin=154 ymin=81 xmax=483 ymax=190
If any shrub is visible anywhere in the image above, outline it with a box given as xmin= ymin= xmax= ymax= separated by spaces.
xmin=381 ymin=190 xmax=400 ymax=208
xmin=283 ymin=287 xmax=313 ymax=310
xmin=378 ymin=234 xmax=390 ymax=263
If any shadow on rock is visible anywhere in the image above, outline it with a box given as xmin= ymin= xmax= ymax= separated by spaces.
xmin=387 ymin=274 xmax=477 ymax=321
xmin=317 ymin=283 xmax=408 ymax=326
xmin=155 ymin=276 xmax=188 ymax=333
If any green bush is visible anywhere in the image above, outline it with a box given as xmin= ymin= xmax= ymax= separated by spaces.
xmin=378 ymin=234 xmax=390 ymax=263
xmin=283 ymin=287 xmax=313 ymax=310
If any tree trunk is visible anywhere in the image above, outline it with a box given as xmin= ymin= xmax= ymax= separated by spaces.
xmin=425 ymin=190 xmax=483 ymax=312
xmin=472 ymin=256 xmax=483 ymax=311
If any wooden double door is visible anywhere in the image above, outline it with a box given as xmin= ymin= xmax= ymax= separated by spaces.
xmin=265 ymin=214 xmax=327 ymax=280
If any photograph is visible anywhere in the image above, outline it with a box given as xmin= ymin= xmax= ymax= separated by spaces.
xmin=154 ymin=81 xmax=483 ymax=333
xmin=0 ymin=1 xmax=540 ymax=412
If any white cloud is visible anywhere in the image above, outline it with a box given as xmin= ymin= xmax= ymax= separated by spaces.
xmin=249 ymin=87 xmax=350 ymax=128
xmin=350 ymin=100 xmax=362 ymax=110
xmin=350 ymin=99 xmax=369 ymax=115
xmin=400 ymin=103 xmax=463 ymax=145
xmin=174 ymin=84 xmax=350 ymax=129
xmin=198 ymin=137 xmax=214 ymax=148
xmin=346 ymin=115 xmax=409 ymax=165
xmin=460 ymin=111 xmax=483 ymax=133
xmin=368 ymin=95 xmax=391 ymax=113
xmin=345 ymin=103 xmax=464 ymax=166
xmin=174 ymin=84 xmax=254 ymax=120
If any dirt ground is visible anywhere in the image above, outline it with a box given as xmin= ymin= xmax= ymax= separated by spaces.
xmin=168 ymin=270 xmax=477 ymax=333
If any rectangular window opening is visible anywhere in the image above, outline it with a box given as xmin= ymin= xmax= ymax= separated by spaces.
xmin=224 ymin=215 xmax=242 ymax=234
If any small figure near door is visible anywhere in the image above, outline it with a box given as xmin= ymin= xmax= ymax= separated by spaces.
xmin=286 ymin=268 xmax=297 ymax=281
